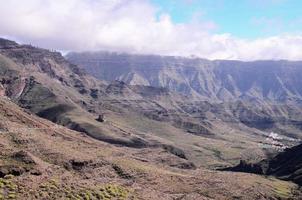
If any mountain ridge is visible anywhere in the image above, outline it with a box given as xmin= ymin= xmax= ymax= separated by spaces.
xmin=67 ymin=51 xmax=302 ymax=103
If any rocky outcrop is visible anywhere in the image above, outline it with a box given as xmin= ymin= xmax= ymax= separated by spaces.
xmin=96 ymin=114 xmax=105 ymax=122
xmin=0 ymin=83 xmax=4 ymax=96
xmin=0 ymin=151 xmax=37 ymax=178
xmin=12 ymin=151 xmax=36 ymax=165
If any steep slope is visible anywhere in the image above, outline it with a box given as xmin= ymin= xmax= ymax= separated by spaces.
xmin=223 ymin=143 xmax=302 ymax=186
xmin=0 ymin=38 xmax=152 ymax=148
xmin=1 ymin=96 xmax=302 ymax=199
xmin=67 ymin=51 xmax=302 ymax=102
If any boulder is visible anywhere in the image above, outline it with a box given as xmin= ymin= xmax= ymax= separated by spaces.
xmin=96 ymin=114 xmax=105 ymax=123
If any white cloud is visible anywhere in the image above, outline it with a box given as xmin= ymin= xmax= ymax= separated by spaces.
xmin=0 ymin=0 xmax=301 ymax=60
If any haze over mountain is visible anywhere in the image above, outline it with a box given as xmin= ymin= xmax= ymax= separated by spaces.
xmin=67 ymin=51 xmax=302 ymax=103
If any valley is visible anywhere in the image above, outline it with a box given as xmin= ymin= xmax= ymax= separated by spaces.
xmin=0 ymin=38 xmax=302 ymax=199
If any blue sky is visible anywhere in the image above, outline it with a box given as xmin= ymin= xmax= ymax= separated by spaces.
xmin=0 ymin=0 xmax=302 ymax=60
xmin=152 ymin=0 xmax=302 ymax=38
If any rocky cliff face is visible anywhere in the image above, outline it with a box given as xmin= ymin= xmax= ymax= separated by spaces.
xmin=67 ymin=51 xmax=302 ymax=102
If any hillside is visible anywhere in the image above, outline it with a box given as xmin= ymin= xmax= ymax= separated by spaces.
xmin=223 ymin=143 xmax=302 ymax=186
xmin=1 ymin=94 xmax=302 ymax=199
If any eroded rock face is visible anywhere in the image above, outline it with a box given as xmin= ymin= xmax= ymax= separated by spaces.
xmin=67 ymin=51 xmax=302 ymax=102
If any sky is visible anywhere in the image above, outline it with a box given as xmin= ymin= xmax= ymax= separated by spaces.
xmin=0 ymin=0 xmax=301 ymax=60
xmin=153 ymin=0 xmax=302 ymax=38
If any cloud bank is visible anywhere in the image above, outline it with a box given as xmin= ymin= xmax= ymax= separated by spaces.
xmin=0 ymin=0 xmax=301 ymax=60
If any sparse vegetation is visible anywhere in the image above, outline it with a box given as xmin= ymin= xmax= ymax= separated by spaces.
xmin=273 ymin=180 xmax=293 ymax=199
xmin=35 ymin=179 xmax=131 ymax=200
xmin=0 ymin=175 xmax=18 ymax=199
xmin=112 ymin=164 xmax=133 ymax=179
